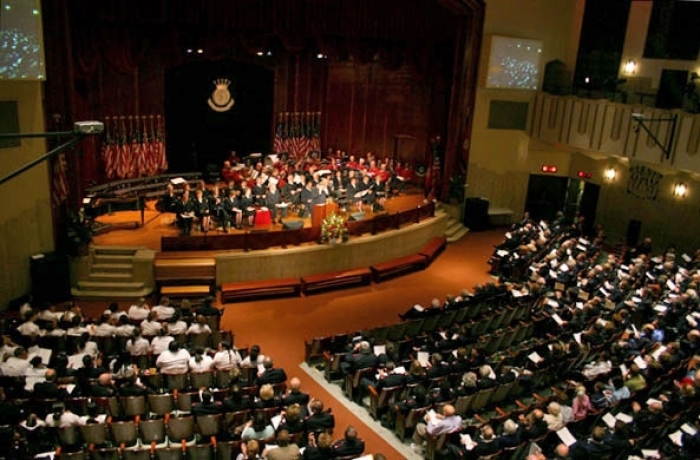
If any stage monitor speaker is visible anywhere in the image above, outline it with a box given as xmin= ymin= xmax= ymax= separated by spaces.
xmin=349 ymin=212 xmax=365 ymax=221
xmin=464 ymin=197 xmax=489 ymax=231
xmin=30 ymin=251 xmax=70 ymax=305
xmin=282 ymin=220 xmax=304 ymax=230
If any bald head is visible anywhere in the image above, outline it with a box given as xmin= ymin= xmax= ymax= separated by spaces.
xmin=554 ymin=443 xmax=569 ymax=458
xmin=442 ymin=404 xmax=455 ymax=417
xmin=289 ymin=377 xmax=301 ymax=391
xmin=45 ymin=368 xmax=57 ymax=382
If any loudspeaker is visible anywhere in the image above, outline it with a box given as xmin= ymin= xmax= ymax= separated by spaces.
xmin=282 ymin=220 xmax=304 ymax=230
xmin=30 ymin=252 xmax=70 ymax=304
xmin=464 ymin=197 xmax=489 ymax=231
xmin=349 ymin=212 xmax=365 ymax=221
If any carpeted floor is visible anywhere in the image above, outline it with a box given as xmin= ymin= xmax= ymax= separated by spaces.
xmin=81 ymin=228 xmax=504 ymax=459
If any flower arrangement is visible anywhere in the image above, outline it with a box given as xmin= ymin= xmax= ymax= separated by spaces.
xmin=66 ymin=207 xmax=95 ymax=256
xmin=320 ymin=212 xmax=349 ymax=244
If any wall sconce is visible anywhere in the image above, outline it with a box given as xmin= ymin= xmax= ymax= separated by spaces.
xmin=604 ymin=167 xmax=617 ymax=181
xmin=673 ymin=182 xmax=688 ymax=198
xmin=623 ymin=59 xmax=637 ymax=75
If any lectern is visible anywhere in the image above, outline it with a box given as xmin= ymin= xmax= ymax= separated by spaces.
xmin=312 ymin=201 xmax=339 ymax=227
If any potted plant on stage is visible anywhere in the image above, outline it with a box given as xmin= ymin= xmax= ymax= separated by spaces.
xmin=320 ymin=212 xmax=349 ymax=244
xmin=66 ymin=207 xmax=95 ymax=256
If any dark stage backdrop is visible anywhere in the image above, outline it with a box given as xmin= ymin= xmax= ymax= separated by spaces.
xmin=165 ymin=60 xmax=273 ymax=173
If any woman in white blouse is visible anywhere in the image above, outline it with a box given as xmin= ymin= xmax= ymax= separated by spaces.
xmin=189 ymin=347 xmax=214 ymax=373
xmin=212 ymin=341 xmax=242 ymax=370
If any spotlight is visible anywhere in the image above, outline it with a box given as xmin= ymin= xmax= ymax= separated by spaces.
xmin=623 ymin=59 xmax=637 ymax=75
xmin=256 ymin=51 xmax=264 ymax=56
xmin=197 ymin=49 xmax=204 ymax=54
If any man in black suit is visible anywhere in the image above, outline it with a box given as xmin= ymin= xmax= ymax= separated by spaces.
xmin=341 ymin=341 xmax=379 ymax=376
xmin=332 ymin=426 xmax=365 ymax=458
xmin=282 ymin=377 xmax=310 ymax=414
xmin=90 ymin=372 xmax=117 ymax=397
xmin=303 ymin=399 xmax=335 ymax=434
xmin=33 ymin=369 xmax=67 ymax=400
xmin=255 ymin=357 xmax=288 ymax=386
xmin=192 ymin=391 xmax=223 ymax=416
xmin=118 ymin=369 xmax=154 ymax=396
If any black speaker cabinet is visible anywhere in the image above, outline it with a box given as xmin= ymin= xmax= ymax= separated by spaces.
xmin=282 ymin=220 xmax=304 ymax=230
xmin=464 ymin=197 xmax=489 ymax=231
xmin=30 ymin=252 xmax=71 ymax=304
xmin=349 ymin=212 xmax=366 ymax=221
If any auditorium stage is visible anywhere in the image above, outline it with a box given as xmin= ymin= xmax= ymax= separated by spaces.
xmin=92 ymin=190 xmax=430 ymax=252
xmin=74 ymin=190 xmax=447 ymax=296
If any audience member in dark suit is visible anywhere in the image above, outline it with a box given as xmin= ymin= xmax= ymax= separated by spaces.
xmin=303 ymin=399 xmax=335 ymax=435
xmin=463 ymin=424 xmax=501 ymax=459
xmin=498 ymin=419 xmax=522 ymax=449
xmin=341 ymin=341 xmax=379 ymax=375
xmin=572 ymin=425 xmax=616 ymax=458
xmin=332 ymin=426 xmax=365 ymax=458
xmin=255 ymin=357 xmax=288 ymax=386
xmin=33 ymin=369 xmax=67 ymax=400
xmin=519 ymin=409 xmax=548 ymax=440
xmin=303 ymin=432 xmax=334 ymax=460
xmin=223 ymin=384 xmax=254 ymax=412
xmin=278 ymin=403 xmax=305 ymax=435
xmin=118 ymin=369 xmax=154 ymax=396
xmin=476 ymin=364 xmax=499 ymax=389
xmin=90 ymin=373 xmax=117 ymax=397
xmin=192 ymin=391 xmax=223 ymax=416
xmin=281 ymin=377 xmax=310 ymax=414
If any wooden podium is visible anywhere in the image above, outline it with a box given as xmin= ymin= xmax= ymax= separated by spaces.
xmin=312 ymin=201 xmax=339 ymax=228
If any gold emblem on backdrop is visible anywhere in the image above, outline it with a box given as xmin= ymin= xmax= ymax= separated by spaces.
xmin=208 ymin=78 xmax=235 ymax=112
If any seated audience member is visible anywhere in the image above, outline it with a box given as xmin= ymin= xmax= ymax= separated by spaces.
xmin=17 ymin=311 xmax=44 ymax=338
xmin=255 ymin=356 xmax=288 ymax=386
xmin=544 ymin=401 xmax=566 ymax=431
xmin=126 ymin=328 xmax=151 ymax=356
xmin=33 ymin=368 xmax=67 ymax=399
xmin=167 ymin=312 xmax=189 ymax=336
xmin=304 ymin=432 xmax=334 ymax=460
xmin=236 ymin=439 xmax=261 ymax=460
xmin=140 ymin=312 xmax=162 ymax=336
xmin=518 ymin=409 xmax=548 ymax=440
xmin=196 ymin=296 xmax=223 ymax=318
xmin=571 ymin=425 xmax=615 ymax=458
xmin=255 ymin=384 xmax=282 ymax=409
xmin=115 ymin=315 xmax=136 ymax=337
xmin=572 ymin=385 xmax=591 ymax=420
xmin=45 ymin=403 xmax=81 ymax=428
xmin=1 ymin=347 xmax=30 ymax=376
xmin=303 ymin=399 xmax=336 ymax=434
xmin=477 ymin=364 xmax=499 ymax=389
xmin=119 ymin=368 xmax=153 ymax=396
xmin=332 ymin=426 xmax=365 ymax=458
xmin=412 ymin=404 xmax=462 ymax=450
xmin=151 ymin=297 xmax=176 ymax=321
xmin=128 ymin=298 xmax=150 ymax=322
xmin=278 ymin=403 xmax=305 ymax=435
xmin=223 ymin=384 xmax=254 ymax=412
xmin=463 ymin=424 xmax=501 ymax=459
xmin=193 ymin=391 xmax=223 ymax=416
xmin=93 ymin=314 xmax=117 ymax=337
xmin=498 ymin=419 xmax=522 ymax=449
xmin=90 ymin=373 xmax=117 ymax=397
xmin=213 ymin=341 xmax=242 ymax=370
xmin=156 ymin=341 xmax=191 ymax=375
xmin=264 ymin=429 xmax=301 ymax=460
xmin=341 ymin=340 xmax=379 ymax=376
xmin=189 ymin=347 xmax=214 ymax=372
xmin=241 ymin=411 xmax=275 ymax=441
xmin=187 ymin=314 xmax=213 ymax=335
xmin=151 ymin=327 xmax=174 ymax=356
xmin=282 ymin=377 xmax=310 ymax=412
xmin=622 ymin=363 xmax=647 ymax=392
xmin=241 ymin=345 xmax=265 ymax=367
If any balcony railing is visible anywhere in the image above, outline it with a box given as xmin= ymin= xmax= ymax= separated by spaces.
xmin=530 ymin=92 xmax=700 ymax=172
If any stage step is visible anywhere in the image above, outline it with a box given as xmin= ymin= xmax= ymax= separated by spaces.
xmin=92 ymin=246 xmax=142 ymax=256
xmin=77 ymin=280 xmax=145 ymax=291
xmin=71 ymin=287 xmax=154 ymax=300
xmin=91 ymin=263 xmax=133 ymax=273
xmin=444 ymin=216 xmax=469 ymax=243
xmin=89 ymin=272 xmax=134 ymax=282
xmin=92 ymin=254 xmax=135 ymax=264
